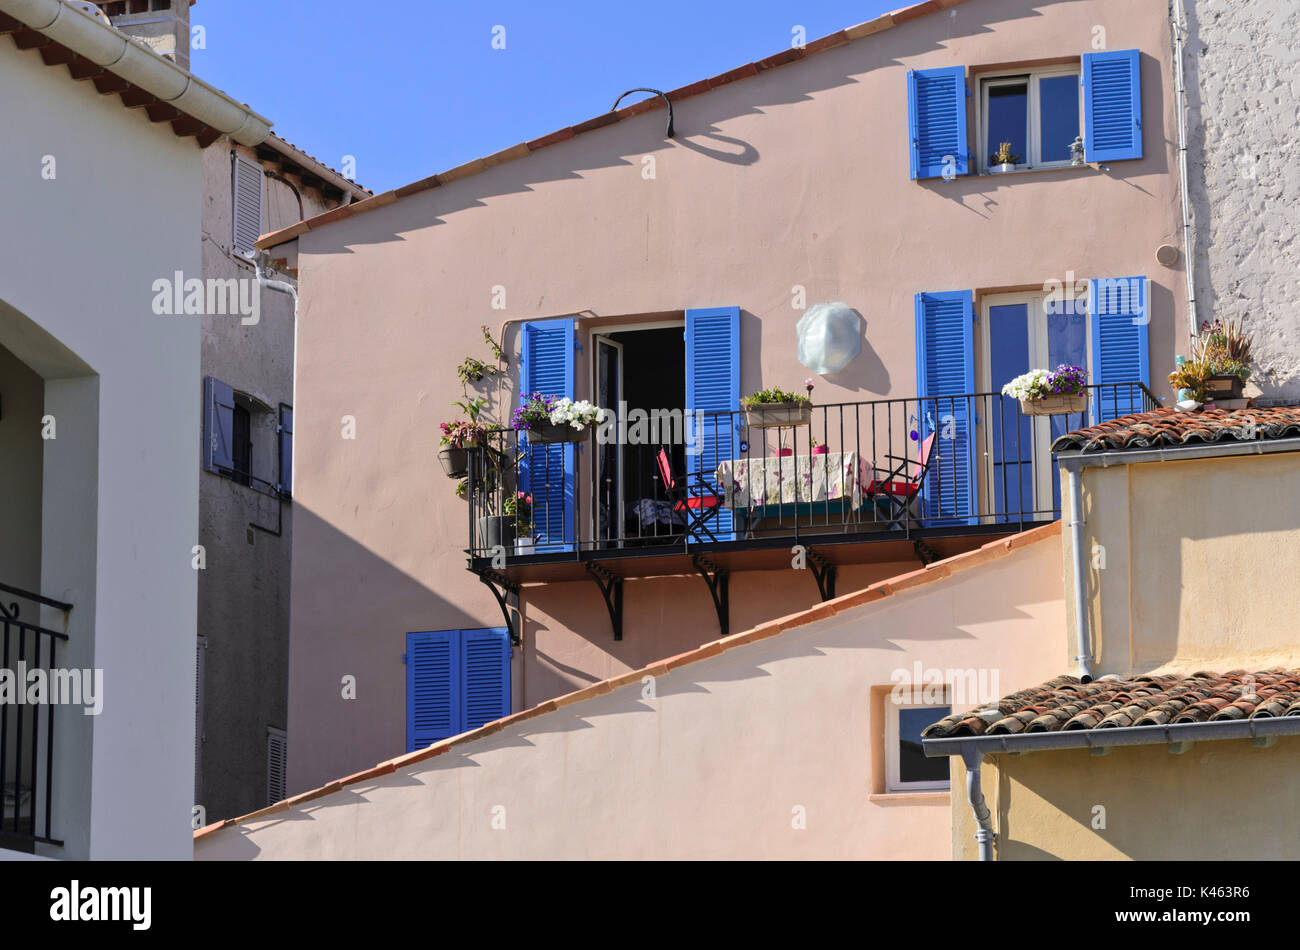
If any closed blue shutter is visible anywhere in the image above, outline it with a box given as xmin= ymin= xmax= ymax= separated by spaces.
xmin=278 ymin=406 xmax=293 ymax=497
xmin=1089 ymin=277 xmax=1150 ymax=422
xmin=908 ymin=66 xmax=969 ymax=180
xmin=406 ymin=630 xmax=457 ymax=751
xmin=460 ymin=628 xmax=511 ymax=732
xmin=520 ymin=319 xmax=576 ymax=552
xmin=1083 ymin=50 xmax=1142 ymax=162
xmin=685 ymin=306 xmax=740 ymax=541
xmin=915 ymin=291 xmax=976 ymax=525
xmin=204 ymin=376 xmax=235 ymax=473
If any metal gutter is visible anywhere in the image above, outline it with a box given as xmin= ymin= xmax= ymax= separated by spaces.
xmin=1 ymin=0 xmax=271 ymax=145
xmin=924 ymin=714 xmax=1300 ymax=760
xmin=1056 ymin=435 xmax=1300 ymax=470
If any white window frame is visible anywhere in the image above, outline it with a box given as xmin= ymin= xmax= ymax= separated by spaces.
xmin=977 ymin=66 xmax=1082 ymax=174
xmin=886 ymin=699 xmax=952 ymax=793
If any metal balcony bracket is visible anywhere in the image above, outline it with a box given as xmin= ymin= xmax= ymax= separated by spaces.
xmin=691 ymin=555 xmax=729 ymax=638
xmin=913 ymin=538 xmax=941 ymax=567
xmin=806 ymin=547 xmax=837 ymax=602
xmin=584 ymin=561 xmax=624 ymax=642
xmin=477 ymin=570 xmax=522 ymax=647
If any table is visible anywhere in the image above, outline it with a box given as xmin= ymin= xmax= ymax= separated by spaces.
xmin=715 ymin=451 xmax=866 ymax=512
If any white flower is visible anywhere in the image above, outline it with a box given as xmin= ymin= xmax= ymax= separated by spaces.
xmin=1001 ymin=369 xmax=1051 ymax=400
xmin=549 ymin=398 xmax=600 ymax=429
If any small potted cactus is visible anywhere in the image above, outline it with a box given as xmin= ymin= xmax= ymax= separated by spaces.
xmin=989 ymin=141 xmax=1022 ymax=174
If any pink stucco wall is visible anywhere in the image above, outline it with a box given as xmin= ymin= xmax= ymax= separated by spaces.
xmin=284 ymin=0 xmax=1183 ymax=794
xmin=200 ymin=530 xmax=1065 ymax=859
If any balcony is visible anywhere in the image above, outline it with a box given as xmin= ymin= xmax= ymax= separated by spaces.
xmin=0 ymin=581 xmax=70 ymax=852
xmin=464 ymin=384 xmax=1156 ymax=640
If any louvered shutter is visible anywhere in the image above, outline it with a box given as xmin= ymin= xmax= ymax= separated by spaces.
xmin=232 ymin=153 xmax=264 ymax=253
xmin=278 ymin=406 xmax=293 ymax=497
xmin=520 ymin=319 xmax=575 ymax=553
xmin=1082 ymin=50 xmax=1142 ymax=162
xmin=915 ymin=291 xmax=976 ymax=525
xmin=1089 ymin=277 xmax=1150 ymax=422
xmin=204 ymin=376 xmax=235 ymax=473
xmin=908 ymin=66 xmax=969 ymax=180
xmin=194 ymin=636 xmax=206 ymax=804
xmin=406 ymin=630 xmax=458 ymax=751
xmin=686 ymin=306 xmax=740 ymax=542
xmin=461 ymin=628 xmax=510 ymax=732
xmin=265 ymin=727 xmax=287 ymax=805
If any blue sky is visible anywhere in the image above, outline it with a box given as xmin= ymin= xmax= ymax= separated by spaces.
xmin=190 ymin=1 xmax=901 ymax=193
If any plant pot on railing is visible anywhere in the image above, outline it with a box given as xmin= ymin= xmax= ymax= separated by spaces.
xmin=811 ymin=444 xmax=829 ymax=456
xmin=1205 ymin=375 xmax=1245 ymax=400
xmin=527 ymin=421 xmax=586 ymax=444
xmin=477 ymin=515 xmax=517 ymax=551
xmin=744 ymin=402 xmax=812 ymax=429
xmin=1020 ymin=393 xmax=1088 ymax=416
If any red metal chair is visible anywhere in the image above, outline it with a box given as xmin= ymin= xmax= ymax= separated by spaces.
xmin=655 ymin=448 xmax=724 ymax=542
xmin=864 ymin=433 xmax=937 ymax=528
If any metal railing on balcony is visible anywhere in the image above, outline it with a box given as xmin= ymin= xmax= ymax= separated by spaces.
xmin=465 ymin=383 xmax=1158 ymax=562
xmin=0 ymin=581 xmax=70 ymax=849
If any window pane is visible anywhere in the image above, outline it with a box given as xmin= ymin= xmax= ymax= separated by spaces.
xmin=986 ymin=81 xmax=1028 ymax=166
xmin=898 ymin=706 xmax=951 ymax=784
xmin=1039 ymin=74 xmax=1080 ymax=163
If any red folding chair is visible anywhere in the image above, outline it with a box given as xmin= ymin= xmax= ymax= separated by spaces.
xmin=864 ymin=433 xmax=937 ymax=528
xmin=655 ymin=448 xmax=724 ymax=542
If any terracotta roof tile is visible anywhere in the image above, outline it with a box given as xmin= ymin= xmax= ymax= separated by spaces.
xmin=922 ymin=671 xmax=1300 ymax=739
xmin=1052 ymin=406 xmax=1300 ymax=453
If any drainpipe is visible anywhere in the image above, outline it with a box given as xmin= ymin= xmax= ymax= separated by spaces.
xmin=253 ymin=250 xmax=298 ymax=315
xmin=1171 ymin=0 xmax=1198 ymax=343
xmin=961 ymin=748 xmax=995 ymax=861
xmin=1064 ymin=459 xmax=1095 ymax=683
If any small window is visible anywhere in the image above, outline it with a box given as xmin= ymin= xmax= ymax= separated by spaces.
xmin=886 ymin=701 xmax=951 ymax=792
xmin=979 ymin=68 xmax=1081 ymax=173
xmin=232 ymin=403 xmax=252 ymax=487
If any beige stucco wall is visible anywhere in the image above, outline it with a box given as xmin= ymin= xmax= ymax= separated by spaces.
xmin=199 ymin=534 xmax=1064 ymax=859
xmin=953 ymin=735 xmax=1300 ymax=860
xmin=1063 ymin=450 xmax=1300 ymax=676
xmin=286 ymin=0 xmax=1186 ymax=794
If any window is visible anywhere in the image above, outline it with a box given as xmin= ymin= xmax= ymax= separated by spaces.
xmin=203 ymin=378 xmax=286 ymax=493
xmin=232 ymin=403 xmax=251 ymax=487
xmin=979 ymin=67 xmax=1081 ymax=173
xmin=886 ymin=701 xmax=951 ymax=792
xmin=266 ymin=727 xmax=286 ymax=805
xmin=406 ymin=629 xmax=510 ymax=752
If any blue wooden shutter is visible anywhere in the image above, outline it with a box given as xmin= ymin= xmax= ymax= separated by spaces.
xmin=915 ymin=292 xmax=976 ymax=525
xmin=1089 ymin=277 xmax=1150 ymax=422
xmin=204 ymin=376 xmax=235 ymax=473
xmin=908 ymin=66 xmax=968 ymax=180
xmin=1083 ymin=50 xmax=1142 ymax=162
xmin=406 ymin=630 xmax=458 ymax=751
xmin=520 ymin=319 xmax=576 ymax=552
xmin=685 ymin=306 xmax=740 ymax=542
xmin=460 ymin=628 xmax=510 ymax=732
xmin=277 ymin=405 xmax=293 ymax=497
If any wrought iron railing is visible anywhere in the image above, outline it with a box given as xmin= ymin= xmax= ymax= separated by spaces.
xmin=465 ymin=382 xmax=1158 ymax=560
xmin=0 ymin=581 xmax=70 ymax=848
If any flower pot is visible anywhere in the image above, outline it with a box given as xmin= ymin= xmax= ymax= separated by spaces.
xmin=439 ymin=446 xmax=470 ymax=478
xmin=476 ymin=515 xmax=516 ymax=551
xmin=776 ymin=447 xmax=794 ymax=457
xmin=1020 ymin=393 xmax=1088 ymax=416
xmin=990 ymin=163 xmax=1016 ymax=174
xmin=526 ymin=421 xmax=585 ymax=444
xmin=515 ymin=537 xmax=535 ymax=556
xmin=1205 ymin=375 xmax=1245 ymax=399
xmin=811 ymin=445 xmax=829 ymax=456
xmin=744 ymin=402 xmax=812 ymax=429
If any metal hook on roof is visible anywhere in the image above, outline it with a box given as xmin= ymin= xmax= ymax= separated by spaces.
xmin=610 ymin=88 xmax=675 ymax=138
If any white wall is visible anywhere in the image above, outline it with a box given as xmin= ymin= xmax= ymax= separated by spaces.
xmin=0 ymin=43 xmax=202 ymax=859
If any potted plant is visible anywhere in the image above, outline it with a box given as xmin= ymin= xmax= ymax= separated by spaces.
xmin=989 ymin=141 xmax=1022 ymax=174
xmin=507 ymin=492 xmax=534 ymax=554
xmin=742 ymin=380 xmax=813 ymax=429
xmin=512 ymin=393 xmax=599 ymax=443
xmin=1002 ymin=365 xmax=1088 ymax=415
xmin=1194 ymin=318 xmax=1253 ymax=400
xmin=1168 ymin=357 xmax=1213 ymax=405
xmin=810 ymin=438 xmax=829 ymax=456
xmin=439 ymin=420 xmax=490 ymax=477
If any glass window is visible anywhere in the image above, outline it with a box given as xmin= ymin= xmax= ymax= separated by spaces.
xmin=981 ymin=67 xmax=1081 ymax=172
xmin=1039 ymin=74 xmax=1081 ymax=163
xmin=888 ymin=703 xmax=951 ymax=791
xmin=986 ymin=80 xmax=1029 ymax=167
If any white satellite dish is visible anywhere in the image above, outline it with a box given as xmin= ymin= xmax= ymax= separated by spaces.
xmin=69 ymin=2 xmax=112 ymax=25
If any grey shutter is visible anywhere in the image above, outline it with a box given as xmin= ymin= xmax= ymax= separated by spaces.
xmin=195 ymin=636 xmax=206 ymax=804
xmin=278 ymin=406 xmax=293 ymax=497
xmin=232 ymin=153 xmax=264 ymax=254
xmin=204 ymin=376 xmax=236 ymax=473
xmin=266 ymin=728 xmax=287 ymax=805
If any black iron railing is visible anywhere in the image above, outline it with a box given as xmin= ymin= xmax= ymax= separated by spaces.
xmin=0 ymin=582 xmax=70 ymax=848
xmin=465 ymin=383 xmax=1158 ymax=560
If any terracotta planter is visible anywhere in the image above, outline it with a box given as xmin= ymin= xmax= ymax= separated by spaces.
xmin=525 ymin=421 xmax=585 ymax=444
xmin=1020 ymin=393 xmax=1087 ymax=416
xmin=439 ymin=447 xmax=469 ymax=478
xmin=744 ymin=402 xmax=812 ymax=429
xmin=1205 ymin=375 xmax=1245 ymax=399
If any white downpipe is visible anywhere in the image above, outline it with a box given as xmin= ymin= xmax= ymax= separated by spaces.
xmin=0 ymin=0 xmax=271 ymax=145
xmin=1066 ymin=462 xmax=1095 ymax=682
xmin=1171 ymin=0 xmax=1198 ymax=343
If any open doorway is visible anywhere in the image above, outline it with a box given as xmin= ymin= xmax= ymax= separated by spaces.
xmin=592 ymin=326 xmax=685 ymax=545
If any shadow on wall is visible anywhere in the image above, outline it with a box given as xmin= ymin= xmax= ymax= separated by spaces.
xmin=307 ymin=0 xmax=1073 ymax=256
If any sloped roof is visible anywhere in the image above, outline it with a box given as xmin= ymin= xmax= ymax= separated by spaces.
xmin=195 ymin=518 xmax=1060 ymax=838
xmin=1052 ymin=406 xmax=1300 ymax=454
xmin=255 ymin=0 xmax=976 ymax=250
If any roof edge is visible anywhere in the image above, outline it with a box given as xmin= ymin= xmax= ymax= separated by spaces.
xmin=196 ymin=518 xmax=1060 ymax=840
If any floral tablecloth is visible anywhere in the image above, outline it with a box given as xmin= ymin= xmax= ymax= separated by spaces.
xmin=715 ymin=452 xmax=865 ymax=510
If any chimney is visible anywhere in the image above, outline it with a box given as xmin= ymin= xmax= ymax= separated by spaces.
xmin=84 ymin=1 xmax=194 ymax=71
